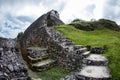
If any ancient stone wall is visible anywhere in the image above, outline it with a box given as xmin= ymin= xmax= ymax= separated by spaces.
xmin=0 ymin=37 xmax=30 ymax=80
xmin=20 ymin=10 xmax=64 ymax=48
xmin=20 ymin=10 xmax=89 ymax=71
xmin=44 ymin=27 xmax=85 ymax=70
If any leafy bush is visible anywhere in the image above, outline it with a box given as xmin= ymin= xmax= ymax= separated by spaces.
xmin=98 ymin=19 xmax=119 ymax=31
xmin=72 ymin=18 xmax=84 ymax=23
xmin=71 ymin=18 xmax=120 ymax=31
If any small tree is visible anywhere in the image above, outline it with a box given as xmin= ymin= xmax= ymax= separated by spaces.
xmin=91 ymin=18 xmax=96 ymax=22
xmin=72 ymin=18 xmax=83 ymax=22
xmin=17 ymin=32 xmax=24 ymax=40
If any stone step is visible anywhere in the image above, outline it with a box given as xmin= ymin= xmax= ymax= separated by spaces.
xmin=11 ymin=77 xmax=31 ymax=80
xmin=31 ymin=59 xmax=56 ymax=71
xmin=27 ymin=47 xmax=47 ymax=51
xmin=79 ymin=48 xmax=87 ymax=52
xmin=27 ymin=55 xmax=49 ymax=63
xmin=74 ymin=45 xmax=83 ymax=50
xmin=81 ymin=51 xmax=91 ymax=58
xmin=76 ymin=66 xmax=111 ymax=80
xmin=60 ymin=73 xmax=77 ymax=80
xmin=27 ymin=47 xmax=48 ymax=59
xmin=0 ymin=47 xmax=3 ymax=51
xmin=83 ymin=54 xmax=108 ymax=66
xmin=76 ymin=48 xmax=87 ymax=55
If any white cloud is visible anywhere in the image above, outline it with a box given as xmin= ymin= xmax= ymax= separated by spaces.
xmin=0 ymin=0 xmax=120 ymax=38
xmin=103 ymin=0 xmax=120 ymax=24
xmin=60 ymin=0 xmax=94 ymax=23
xmin=16 ymin=3 xmax=48 ymax=19
xmin=60 ymin=0 xmax=107 ymax=23
xmin=93 ymin=0 xmax=106 ymax=19
xmin=0 ymin=0 xmax=66 ymax=38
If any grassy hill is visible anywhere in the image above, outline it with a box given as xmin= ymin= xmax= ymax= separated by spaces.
xmin=55 ymin=22 xmax=120 ymax=80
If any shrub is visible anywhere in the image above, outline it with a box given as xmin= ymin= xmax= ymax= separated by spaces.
xmin=17 ymin=32 xmax=24 ymax=40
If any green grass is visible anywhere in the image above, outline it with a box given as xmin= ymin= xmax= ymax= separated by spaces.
xmin=55 ymin=25 xmax=120 ymax=80
xmin=36 ymin=66 xmax=70 ymax=80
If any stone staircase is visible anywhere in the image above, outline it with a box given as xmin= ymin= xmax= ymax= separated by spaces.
xmin=27 ymin=47 xmax=56 ymax=71
xmin=75 ymin=47 xmax=91 ymax=58
xmin=45 ymin=26 xmax=111 ymax=80
xmin=76 ymin=54 xmax=111 ymax=80
xmin=61 ymin=53 xmax=111 ymax=80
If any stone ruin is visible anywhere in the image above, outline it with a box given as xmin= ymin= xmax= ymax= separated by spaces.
xmin=19 ymin=10 xmax=111 ymax=80
xmin=0 ymin=37 xmax=30 ymax=80
xmin=0 ymin=10 xmax=111 ymax=80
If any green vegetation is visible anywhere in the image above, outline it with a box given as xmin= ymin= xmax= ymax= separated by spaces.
xmin=36 ymin=66 xmax=70 ymax=80
xmin=17 ymin=32 xmax=24 ymax=40
xmin=55 ymin=24 xmax=120 ymax=80
xmin=71 ymin=19 xmax=119 ymax=31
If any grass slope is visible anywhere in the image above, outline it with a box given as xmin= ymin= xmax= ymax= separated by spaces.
xmin=56 ymin=25 xmax=120 ymax=80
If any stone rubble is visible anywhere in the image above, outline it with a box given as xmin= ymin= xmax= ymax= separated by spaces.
xmin=0 ymin=37 xmax=31 ymax=80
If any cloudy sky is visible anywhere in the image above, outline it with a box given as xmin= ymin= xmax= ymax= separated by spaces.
xmin=0 ymin=0 xmax=120 ymax=38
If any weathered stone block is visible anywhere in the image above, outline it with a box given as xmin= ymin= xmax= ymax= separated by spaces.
xmin=31 ymin=59 xmax=56 ymax=71
xmin=76 ymin=66 xmax=111 ymax=80
xmin=83 ymin=54 xmax=108 ymax=66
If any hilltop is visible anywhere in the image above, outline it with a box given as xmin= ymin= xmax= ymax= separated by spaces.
xmin=70 ymin=18 xmax=120 ymax=31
